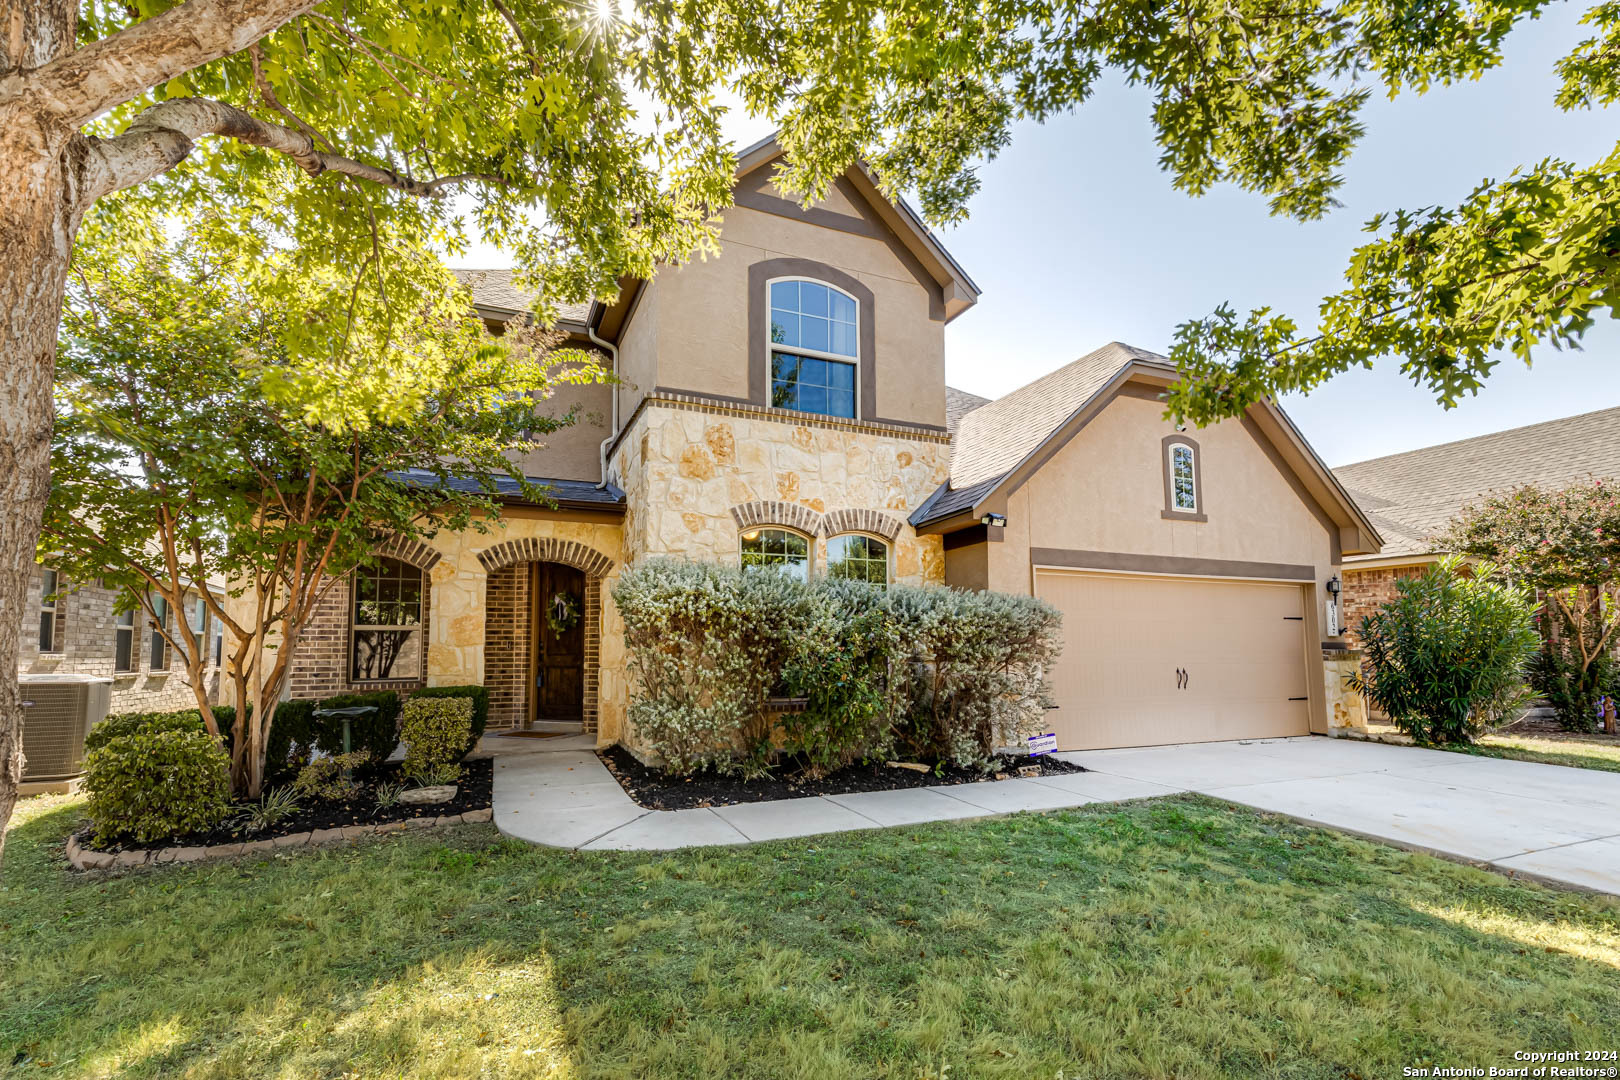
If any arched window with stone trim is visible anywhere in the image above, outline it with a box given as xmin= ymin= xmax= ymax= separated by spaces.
xmin=740 ymin=526 xmax=812 ymax=581
xmin=825 ymin=534 xmax=890 ymax=585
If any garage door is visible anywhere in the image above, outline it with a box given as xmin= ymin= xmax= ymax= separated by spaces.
xmin=1034 ymin=570 xmax=1311 ymax=751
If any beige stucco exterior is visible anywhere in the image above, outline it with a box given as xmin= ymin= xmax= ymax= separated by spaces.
xmin=943 ymin=383 xmax=1348 ymax=738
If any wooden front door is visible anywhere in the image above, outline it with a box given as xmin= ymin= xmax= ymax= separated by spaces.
xmin=529 ymin=562 xmax=586 ymax=724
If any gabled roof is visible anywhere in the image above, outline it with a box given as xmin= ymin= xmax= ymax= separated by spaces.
xmin=1333 ymin=405 xmax=1620 ymax=560
xmin=733 ymin=133 xmax=980 ymax=323
xmin=913 ymin=343 xmax=1382 ymax=555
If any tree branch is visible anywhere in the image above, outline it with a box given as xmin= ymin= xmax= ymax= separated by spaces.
xmin=10 ymin=0 xmax=325 ymax=125
xmin=82 ymin=96 xmax=504 ymax=202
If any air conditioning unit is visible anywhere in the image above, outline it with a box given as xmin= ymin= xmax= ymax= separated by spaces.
xmin=20 ymin=674 xmax=112 ymax=782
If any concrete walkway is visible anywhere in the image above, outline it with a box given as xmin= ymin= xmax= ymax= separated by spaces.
xmin=484 ymin=732 xmax=1620 ymax=895
xmin=483 ymin=733 xmax=1168 ymax=851
xmin=1066 ymin=736 xmax=1620 ymax=895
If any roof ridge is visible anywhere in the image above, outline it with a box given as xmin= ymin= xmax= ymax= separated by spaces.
xmin=1335 ymin=404 xmax=1620 ymax=472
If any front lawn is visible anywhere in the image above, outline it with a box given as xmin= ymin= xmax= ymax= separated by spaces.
xmin=1465 ymin=732 xmax=1620 ymax=773
xmin=4 ymin=793 xmax=1619 ymax=1079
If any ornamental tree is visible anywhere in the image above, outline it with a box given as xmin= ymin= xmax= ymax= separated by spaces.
xmin=1440 ymin=479 xmax=1620 ymax=732
xmin=45 ymin=217 xmax=597 ymax=795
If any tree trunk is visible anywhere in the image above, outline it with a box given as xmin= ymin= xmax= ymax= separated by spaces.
xmin=0 ymin=115 xmax=89 ymax=863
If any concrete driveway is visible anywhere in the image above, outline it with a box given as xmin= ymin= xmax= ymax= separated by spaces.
xmin=1061 ymin=736 xmax=1620 ymax=895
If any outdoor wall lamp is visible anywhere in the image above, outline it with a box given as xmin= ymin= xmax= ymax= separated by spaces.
xmin=980 ymin=513 xmax=1007 ymax=528
xmin=1326 ymin=575 xmax=1341 ymax=596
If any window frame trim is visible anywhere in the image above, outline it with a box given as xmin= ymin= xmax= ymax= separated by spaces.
xmin=1160 ymin=433 xmax=1207 ymax=522
xmin=113 ymin=606 xmax=136 ymax=674
xmin=764 ymin=275 xmax=861 ymax=420
xmin=822 ymin=531 xmax=893 ymax=585
xmin=738 ymin=524 xmax=815 ymax=581
xmin=38 ymin=568 xmax=62 ymax=655
xmin=347 ymin=557 xmax=427 ymax=684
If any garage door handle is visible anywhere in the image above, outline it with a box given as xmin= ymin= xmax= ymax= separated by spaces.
xmin=1175 ymin=667 xmax=1187 ymax=690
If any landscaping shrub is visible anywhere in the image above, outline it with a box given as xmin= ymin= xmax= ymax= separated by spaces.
xmin=614 ymin=559 xmax=811 ymax=776
xmin=312 ymin=691 xmax=402 ymax=763
xmin=1533 ymin=606 xmax=1619 ymax=733
xmin=289 ymin=752 xmax=369 ymax=801
xmin=1351 ymin=557 xmax=1540 ymax=744
xmin=400 ymin=696 xmax=475 ymax=779
xmin=779 ymin=578 xmax=907 ymax=777
xmin=83 ymin=728 xmax=232 ymax=845
xmin=615 ymin=560 xmax=1063 ymax=776
xmin=890 ymin=585 xmax=1064 ymax=769
xmin=86 ymin=710 xmax=205 ymax=753
xmin=410 ymin=684 xmax=489 ymax=755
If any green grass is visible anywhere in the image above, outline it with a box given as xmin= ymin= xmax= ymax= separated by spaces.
xmin=1462 ymin=733 xmax=1620 ymax=773
xmin=4 ymin=793 xmax=1619 ymax=1079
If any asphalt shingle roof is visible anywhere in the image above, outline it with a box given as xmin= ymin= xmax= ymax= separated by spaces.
xmin=1332 ymin=405 xmax=1620 ymax=559
xmin=452 ymin=268 xmax=592 ymax=325
xmin=913 ymin=343 xmax=1170 ymax=527
xmin=944 ymin=386 xmax=991 ymax=436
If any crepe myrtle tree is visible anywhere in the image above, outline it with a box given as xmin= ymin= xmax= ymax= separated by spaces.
xmin=43 ymin=217 xmax=597 ymax=796
xmin=1440 ymin=479 xmax=1620 ymax=733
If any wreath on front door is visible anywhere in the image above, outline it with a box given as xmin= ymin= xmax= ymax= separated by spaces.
xmin=547 ymin=590 xmax=581 ymax=636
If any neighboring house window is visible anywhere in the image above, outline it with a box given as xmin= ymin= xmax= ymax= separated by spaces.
xmin=190 ymin=596 xmax=208 ymax=662
xmin=114 ymin=608 xmax=135 ymax=673
xmin=38 ymin=569 xmax=64 ymax=653
xmin=825 ymin=534 xmax=889 ymax=585
xmin=351 ymin=557 xmax=424 ymax=681
xmin=768 ymin=279 xmax=858 ymax=419
xmin=212 ymin=614 xmax=224 ymax=666
xmin=740 ymin=527 xmax=811 ymax=582
xmin=149 ymin=596 xmax=169 ymax=671
xmin=1169 ymin=443 xmax=1197 ymax=512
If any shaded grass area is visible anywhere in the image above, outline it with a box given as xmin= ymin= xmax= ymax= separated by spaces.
xmin=4 ymin=792 xmax=1619 ymax=1079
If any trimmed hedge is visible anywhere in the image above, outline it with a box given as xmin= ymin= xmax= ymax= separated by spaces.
xmin=87 ymin=710 xmax=206 ymax=754
xmin=410 ymin=684 xmax=489 ymax=756
xmin=400 ymin=697 xmax=474 ymax=778
xmin=614 ymin=560 xmax=1063 ymax=776
xmin=83 ymin=728 xmax=232 ymax=846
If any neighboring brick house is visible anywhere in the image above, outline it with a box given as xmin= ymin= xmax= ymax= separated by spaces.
xmin=17 ymin=564 xmax=223 ymax=713
xmin=1332 ymin=406 xmax=1620 ymax=644
xmin=256 ymin=133 xmax=1384 ymax=753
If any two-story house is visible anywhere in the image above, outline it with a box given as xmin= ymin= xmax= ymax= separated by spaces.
xmin=274 ymin=134 xmax=1383 ymax=753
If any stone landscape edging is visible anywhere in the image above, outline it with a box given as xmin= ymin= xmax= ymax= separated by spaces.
xmin=64 ymin=808 xmax=494 ymax=870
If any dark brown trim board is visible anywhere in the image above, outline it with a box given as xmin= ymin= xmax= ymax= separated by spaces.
xmin=1031 ymin=548 xmax=1317 ymax=582
xmin=943 ymin=523 xmax=1004 ymax=550
xmin=1159 ymin=432 xmax=1208 ymax=523
xmin=747 ymin=257 xmax=879 ymax=421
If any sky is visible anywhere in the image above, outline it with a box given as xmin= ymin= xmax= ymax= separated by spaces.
xmin=454 ymin=5 xmax=1620 ymax=468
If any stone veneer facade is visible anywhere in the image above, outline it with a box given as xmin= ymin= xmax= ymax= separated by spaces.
xmin=610 ymin=396 xmax=950 ymax=585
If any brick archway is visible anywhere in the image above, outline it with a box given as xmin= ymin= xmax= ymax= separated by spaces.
xmin=477 ymin=537 xmax=615 ymax=733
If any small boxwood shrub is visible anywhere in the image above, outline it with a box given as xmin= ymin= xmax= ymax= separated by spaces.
xmin=614 ymin=560 xmax=1064 ymax=776
xmin=400 ymin=697 xmax=475 ymax=779
xmin=410 ymin=684 xmax=489 ymax=755
xmin=313 ymin=691 xmax=402 ymax=763
xmin=87 ymin=710 xmax=205 ymax=753
xmin=1351 ymin=557 xmax=1540 ymax=744
xmin=83 ymin=728 xmax=232 ymax=846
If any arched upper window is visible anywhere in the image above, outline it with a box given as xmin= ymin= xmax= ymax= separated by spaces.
xmin=740 ymin=527 xmax=811 ymax=582
xmin=825 ymin=534 xmax=889 ymax=586
xmin=351 ymin=557 xmax=424 ymax=681
xmin=768 ymin=279 xmax=858 ymax=419
xmin=1169 ymin=443 xmax=1197 ymax=512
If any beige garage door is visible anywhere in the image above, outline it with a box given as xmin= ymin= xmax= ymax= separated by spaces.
xmin=1035 ymin=570 xmax=1311 ymax=751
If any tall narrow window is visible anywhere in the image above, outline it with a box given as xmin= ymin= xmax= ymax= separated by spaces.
xmin=1169 ymin=443 xmax=1197 ymax=512
xmin=351 ymin=558 xmax=424 ymax=681
xmin=190 ymin=596 xmax=208 ymax=661
xmin=149 ymin=596 xmax=169 ymax=670
xmin=212 ymin=615 xmax=224 ymax=666
xmin=740 ymin=527 xmax=811 ymax=582
xmin=114 ymin=608 xmax=135 ymax=673
xmin=768 ymin=279 xmax=858 ymax=419
xmin=825 ymin=534 xmax=889 ymax=585
xmin=38 ymin=569 xmax=64 ymax=653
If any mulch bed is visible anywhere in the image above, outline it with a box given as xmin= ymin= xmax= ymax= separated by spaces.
xmin=600 ymin=745 xmax=1085 ymax=811
xmin=77 ymin=757 xmax=494 ymax=854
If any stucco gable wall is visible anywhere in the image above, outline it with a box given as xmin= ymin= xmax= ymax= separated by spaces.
xmin=642 ymin=195 xmax=946 ymax=430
